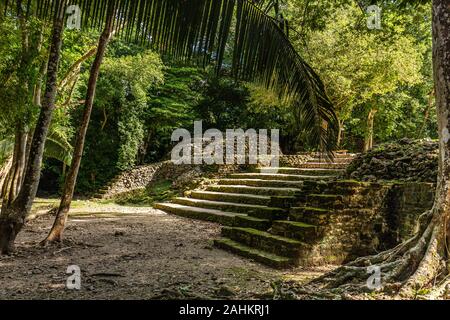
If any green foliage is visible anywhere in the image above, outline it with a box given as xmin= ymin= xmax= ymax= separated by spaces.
xmin=8 ymin=0 xmax=338 ymax=152
xmin=45 ymin=130 xmax=74 ymax=166
xmin=144 ymin=67 xmax=204 ymax=162
xmin=1 ymin=1 xmax=437 ymax=195
xmin=103 ymin=52 xmax=164 ymax=170
xmin=75 ymin=50 xmax=164 ymax=193
xmin=114 ymin=180 xmax=177 ymax=206
xmin=196 ymin=77 xmax=251 ymax=131
xmin=75 ymin=62 xmax=298 ymax=194
xmin=288 ymin=1 xmax=433 ymax=150
xmin=195 ymin=77 xmax=291 ymax=132
xmin=0 ymin=128 xmax=73 ymax=167
xmin=0 ymin=16 xmax=46 ymax=132
xmin=0 ymin=18 xmax=97 ymax=174
xmin=0 ymin=138 xmax=14 ymax=167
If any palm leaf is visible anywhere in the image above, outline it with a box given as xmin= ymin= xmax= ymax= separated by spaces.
xmin=45 ymin=130 xmax=73 ymax=165
xmin=0 ymin=138 xmax=14 ymax=166
xmin=3 ymin=0 xmax=338 ymax=152
xmin=0 ymin=133 xmax=72 ymax=166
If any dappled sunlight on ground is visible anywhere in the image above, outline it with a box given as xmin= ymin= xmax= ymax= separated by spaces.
xmin=0 ymin=199 xmax=326 ymax=300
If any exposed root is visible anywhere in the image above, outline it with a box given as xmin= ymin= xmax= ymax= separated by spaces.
xmin=39 ymin=234 xmax=63 ymax=247
xmin=274 ymin=209 xmax=449 ymax=300
xmin=425 ymin=277 xmax=450 ymax=300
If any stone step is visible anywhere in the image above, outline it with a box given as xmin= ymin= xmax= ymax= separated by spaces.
xmin=219 ymin=178 xmax=304 ymax=188
xmin=154 ymin=203 xmax=245 ymax=226
xmin=214 ymin=238 xmax=294 ymax=269
xmin=290 ymin=207 xmax=333 ymax=225
xmin=173 ymin=197 xmax=286 ymax=218
xmin=189 ymin=191 xmax=271 ymax=206
xmin=206 ymin=185 xmax=301 ymax=197
xmin=230 ymin=173 xmax=335 ymax=181
xmin=306 ymin=194 xmax=345 ymax=209
xmin=271 ymin=220 xmax=321 ymax=242
xmin=310 ymin=152 xmax=353 ymax=158
xmin=308 ymin=157 xmax=353 ymax=164
xmin=299 ymin=162 xmax=347 ymax=169
xmin=290 ymin=207 xmax=375 ymax=225
xmin=298 ymin=180 xmax=377 ymax=198
xmin=222 ymin=227 xmax=305 ymax=258
xmin=92 ymin=188 xmax=110 ymax=199
xmin=265 ymin=167 xmax=344 ymax=176
xmin=234 ymin=215 xmax=271 ymax=231
xmin=270 ymin=196 xmax=298 ymax=210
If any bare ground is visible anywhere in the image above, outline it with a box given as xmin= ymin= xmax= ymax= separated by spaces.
xmin=0 ymin=200 xmax=328 ymax=300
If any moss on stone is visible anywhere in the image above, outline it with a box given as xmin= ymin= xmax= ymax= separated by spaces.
xmin=229 ymin=227 xmax=303 ymax=245
xmin=214 ymin=238 xmax=293 ymax=268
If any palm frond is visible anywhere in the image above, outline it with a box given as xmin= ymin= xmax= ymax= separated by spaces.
xmin=232 ymin=1 xmax=337 ymax=154
xmin=0 ymin=133 xmax=72 ymax=166
xmin=3 ymin=0 xmax=338 ymax=152
xmin=0 ymin=138 xmax=14 ymax=166
xmin=45 ymin=130 xmax=73 ymax=165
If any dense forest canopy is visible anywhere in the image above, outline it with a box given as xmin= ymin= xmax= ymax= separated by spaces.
xmin=0 ymin=1 xmax=435 ymax=185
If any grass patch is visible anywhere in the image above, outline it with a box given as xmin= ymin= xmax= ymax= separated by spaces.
xmin=114 ymin=180 xmax=180 ymax=206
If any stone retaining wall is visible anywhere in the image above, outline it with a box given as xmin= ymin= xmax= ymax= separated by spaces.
xmin=97 ymin=155 xmax=311 ymax=199
xmin=384 ymin=182 xmax=436 ymax=244
xmin=279 ymin=155 xmax=311 ymax=167
xmin=98 ymin=161 xmax=243 ymax=199
xmin=98 ymin=162 xmax=164 ymax=198
xmin=292 ymin=181 xmax=436 ymax=265
xmin=346 ymin=139 xmax=438 ymax=182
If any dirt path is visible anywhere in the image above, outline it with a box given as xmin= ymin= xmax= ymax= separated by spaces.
xmin=0 ymin=201 xmax=327 ymax=300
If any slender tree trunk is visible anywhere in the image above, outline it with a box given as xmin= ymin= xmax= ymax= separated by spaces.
xmin=337 ymin=119 xmax=344 ymax=148
xmin=418 ymin=89 xmax=436 ymax=138
xmin=0 ymin=0 xmax=66 ymax=254
xmin=33 ymin=25 xmax=47 ymax=108
xmin=364 ymin=108 xmax=377 ymax=152
xmin=0 ymin=157 xmax=13 ymax=196
xmin=43 ymin=6 xmax=115 ymax=244
xmin=34 ymin=60 xmax=48 ymax=108
xmin=1 ymin=125 xmax=28 ymax=207
xmin=0 ymin=0 xmax=31 ymax=205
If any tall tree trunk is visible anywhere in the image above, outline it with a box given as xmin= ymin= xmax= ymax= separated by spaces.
xmin=337 ymin=119 xmax=344 ymax=148
xmin=389 ymin=1 xmax=450 ymax=293
xmin=300 ymin=0 xmax=450 ymax=298
xmin=364 ymin=108 xmax=377 ymax=152
xmin=43 ymin=5 xmax=115 ymax=244
xmin=0 ymin=157 xmax=13 ymax=195
xmin=401 ymin=0 xmax=450 ymax=293
xmin=418 ymin=89 xmax=435 ymax=138
xmin=1 ymin=125 xmax=28 ymax=207
xmin=0 ymin=0 xmax=32 ymax=205
xmin=0 ymin=0 xmax=66 ymax=255
xmin=34 ymin=60 xmax=48 ymax=108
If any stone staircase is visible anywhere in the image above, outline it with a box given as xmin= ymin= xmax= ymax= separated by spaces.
xmin=155 ymin=152 xmax=357 ymax=268
xmin=93 ymin=177 xmax=121 ymax=199
xmin=214 ymin=178 xmax=386 ymax=268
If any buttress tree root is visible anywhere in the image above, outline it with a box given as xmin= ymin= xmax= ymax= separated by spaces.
xmin=273 ymin=208 xmax=449 ymax=299
xmin=321 ymin=207 xmax=448 ymax=298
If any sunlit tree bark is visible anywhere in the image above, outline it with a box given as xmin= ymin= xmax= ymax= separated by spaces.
xmin=0 ymin=0 xmax=67 ymax=254
xmin=43 ymin=4 xmax=115 ymax=244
